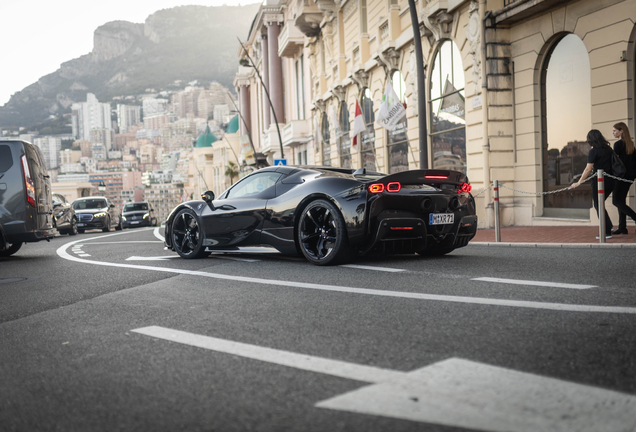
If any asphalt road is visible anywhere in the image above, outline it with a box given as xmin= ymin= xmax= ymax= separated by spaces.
xmin=1 ymin=228 xmax=635 ymax=432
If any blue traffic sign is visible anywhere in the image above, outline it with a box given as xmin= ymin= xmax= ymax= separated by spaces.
xmin=274 ymin=159 xmax=287 ymax=166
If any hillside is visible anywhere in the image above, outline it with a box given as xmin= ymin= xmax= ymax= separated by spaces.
xmin=0 ymin=3 xmax=259 ymax=129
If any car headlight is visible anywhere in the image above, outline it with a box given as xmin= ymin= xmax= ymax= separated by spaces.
xmin=143 ymin=213 xmax=149 ymax=219
xmin=122 ymin=216 xmax=127 ymax=221
xmin=94 ymin=212 xmax=107 ymax=218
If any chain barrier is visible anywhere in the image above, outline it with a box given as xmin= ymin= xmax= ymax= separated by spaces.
xmin=497 ymin=172 xmax=598 ymax=196
xmin=604 ymin=173 xmax=635 ymax=184
xmin=476 ymin=170 xmax=631 ymax=244
xmin=471 ymin=183 xmax=494 ymax=198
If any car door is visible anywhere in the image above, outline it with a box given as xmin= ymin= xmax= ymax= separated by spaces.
xmin=201 ymin=171 xmax=283 ymax=247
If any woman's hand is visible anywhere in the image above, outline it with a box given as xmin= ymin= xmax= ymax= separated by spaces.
xmin=571 ymin=182 xmax=580 ymax=188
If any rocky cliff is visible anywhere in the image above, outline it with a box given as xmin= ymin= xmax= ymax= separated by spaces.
xmin=0 ymin=4 xmax=260 ymax=129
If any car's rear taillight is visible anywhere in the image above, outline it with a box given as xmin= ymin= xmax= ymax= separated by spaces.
xmin=387 ymin=182 xmax=401 ymax=192
xmin=425 ymin=175 xmax=448 ymax=179
xmin=369 ymin=183 xmax=385 ymax=193
xmin=21 ymin=154 xmax=36 ymax=207
xmin=458 ymin=182 xmax=472 ymax=194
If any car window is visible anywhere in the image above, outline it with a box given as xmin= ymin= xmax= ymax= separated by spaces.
xmin=52 ymin=194 xmax=63 ymax=203
xmin=73 ymin=199 xmax=107 ymax=210
xmin=0 ymin=145 xmax=12 ymax=172
xmin=124 ymin=203 xmax=148 ymax=211
xmin=226 ymin=172 xmax=282 ymax=199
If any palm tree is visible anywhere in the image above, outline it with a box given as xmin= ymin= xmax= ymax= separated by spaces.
xmin=225 ymin=161 xmax=239 ymax=185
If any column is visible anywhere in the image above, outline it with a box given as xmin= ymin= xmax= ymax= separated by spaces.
xmin=261 ymin=32 xmax=271 ymax=130
xmin=267 ymin=21 xmax=285 ymax=126
xmin=239 ymin=85 xmax=251 ymax=137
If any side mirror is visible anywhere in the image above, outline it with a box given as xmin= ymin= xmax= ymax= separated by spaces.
xmin=201 ymin=191 xmax=215 ymax=210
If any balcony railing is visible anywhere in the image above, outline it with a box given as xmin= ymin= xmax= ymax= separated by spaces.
xmin=282 ymin=120 xmax=311 ymax=147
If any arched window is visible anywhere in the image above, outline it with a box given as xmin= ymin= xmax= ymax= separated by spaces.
xmin=321 ymin=113 xmax=331 ymax=166
xmin=387 ymin=70 xmax=409 ymax=173
xmin=542 ymin=34 xmax=592 ymax=217
xmin=339 ymin=102 xmax=351 ymax=168
xmin=361 ymin=88 xmax=377 ymax=171
xmin=429 ymin=40 xmax=466 ymax=173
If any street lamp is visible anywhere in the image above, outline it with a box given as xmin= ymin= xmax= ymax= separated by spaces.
xmin=97 ymin=181 xmax=106 ymax=193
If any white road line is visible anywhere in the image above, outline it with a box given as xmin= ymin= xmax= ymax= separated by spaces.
xmin=153 ymin=227 xmax=164 ymax=242
xmin=132 ymin=326 xmax=401 ymax=383
xmin=80 ymin=241 xmax=163 ymax=245
xmin=76 ymin=254 xmax=91 ymax=257
xmin=340 ymin=264 xmax=405 ymax=273
xmin=56 ymin=233 xmax=636 ymax=315
xmin=134 ymin=326 xmax=636 ymax=432
xmin=472 ymin=277 xmax=597 ymax=290
xmin=126 ymin=255 xmax=180 ymax=261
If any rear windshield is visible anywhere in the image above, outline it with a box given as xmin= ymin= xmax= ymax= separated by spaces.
xmin=0 ymin=145 xmax=13 ymax=173
xmin=73 ymin=199 xmax=107 ymax=210
xmin=124 ymin=203 xmax=148 ymax=212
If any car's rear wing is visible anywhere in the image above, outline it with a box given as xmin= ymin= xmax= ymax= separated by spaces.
xmin=374 ymin=169 xmax=469 ymax=186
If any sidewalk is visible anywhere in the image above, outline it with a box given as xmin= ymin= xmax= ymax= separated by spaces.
xmin=472 ymin=226 xmax=636 ymax=247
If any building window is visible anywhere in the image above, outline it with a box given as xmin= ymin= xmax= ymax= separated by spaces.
xmin=296 ymin=55 xmax=306 ymax=120
xmin=361 ymin=88 xmax=377 ymax=171
xmin=339 ymin=102 xmax=351 ymax=168
xmin=429 ymin=40 xmax=466 ymax=173
xmin=321 ymin=113 xmax=331 ymax=166
xmin=388 ymin=71 xmax=409 ymax=173
xmin=542 ymin=34 xmax=592 ymax=216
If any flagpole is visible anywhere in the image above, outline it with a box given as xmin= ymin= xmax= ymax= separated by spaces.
xmin=408 ymin=0 xmax=429 ymax=169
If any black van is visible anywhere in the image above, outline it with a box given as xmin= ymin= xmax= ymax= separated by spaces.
xmin=0 ymin=140 xmax=56 ymax=256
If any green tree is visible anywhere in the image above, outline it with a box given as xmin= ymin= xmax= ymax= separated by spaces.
xmin=225 ymin=161 xmax=239 ymax=185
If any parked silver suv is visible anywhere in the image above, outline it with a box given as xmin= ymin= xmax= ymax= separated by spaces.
xmin=0 ymin=140 xmax=55 ymax=256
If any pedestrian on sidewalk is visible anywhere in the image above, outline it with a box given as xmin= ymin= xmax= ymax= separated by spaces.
xmin=611 ymin=122 xmax=636 ymax=235
xmin=571 ymin=129 xmax=615 ymax=238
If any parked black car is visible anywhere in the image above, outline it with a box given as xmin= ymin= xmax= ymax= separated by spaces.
xmin=122 ymin=201 xmax=157 ymax=228
xmin=52 ymin=192 xmax=78 ymax=235
xmin=164 ymin=166 xmax=477 ymax=265
xmin=0 ymin=140 xmax=56 ymax=256
xmin=72 ymin=196 xmax=123 ymax=233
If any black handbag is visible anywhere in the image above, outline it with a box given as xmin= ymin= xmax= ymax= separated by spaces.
xmin=611 ymin=149 xmax=626 ymax=178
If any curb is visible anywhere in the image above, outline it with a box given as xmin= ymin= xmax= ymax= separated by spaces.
xmin=470 ymin=242 xmax=636 ymax=248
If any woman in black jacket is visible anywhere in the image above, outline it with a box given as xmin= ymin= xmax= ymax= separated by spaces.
xmin=611 ymin=122 xmax=636 ymax=234
xmin=572 ymin=129 xmax=615 ymax=238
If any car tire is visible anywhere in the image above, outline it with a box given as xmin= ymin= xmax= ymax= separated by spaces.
xmin=0 ymin=242 xmax=23 ymax=257
xmin=69 ymin=217 xmax=78 ymax=236
xmin=102 ymin=217 xmax=111 ymax=232
xmin=115 ymin=217 xmax=123 ymax=231
xmin=297 ymin=199 xmax=349 ymax=266
xmin=172 ymin=208 xmax=210 ymax=259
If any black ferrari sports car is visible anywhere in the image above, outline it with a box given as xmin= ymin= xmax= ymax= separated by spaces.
xmin=164 ymin=165 xmax=477 ymax=265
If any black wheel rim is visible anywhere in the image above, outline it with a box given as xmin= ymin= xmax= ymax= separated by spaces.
xmin=299 ymin=204 xmax=337 ymax=261
xmin=173 ymin=212 xmax=201 ymax=256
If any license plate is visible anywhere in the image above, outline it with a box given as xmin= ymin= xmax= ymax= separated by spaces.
xmin=131 ymin=221 xmax=140 ymax=224
xmin=429 ymin=213 xmax=454 ymax=225
xmin=77 ymin=223 xmax=85 ymax=227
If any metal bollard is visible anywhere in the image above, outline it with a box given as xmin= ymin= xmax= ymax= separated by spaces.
xmin=598 ymin=170 xmax=605 ymax=244
xmin=494 ymin=180 xmax=500 ymax=242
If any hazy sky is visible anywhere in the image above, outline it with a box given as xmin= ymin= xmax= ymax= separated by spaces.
xmin=0 ymin=0 xmax=257 ymax=106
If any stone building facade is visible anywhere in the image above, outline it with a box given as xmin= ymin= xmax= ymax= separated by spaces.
xmin=235 ymin=0 xmax=636 ymax=228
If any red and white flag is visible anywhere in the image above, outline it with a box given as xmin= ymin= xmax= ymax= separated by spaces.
xmin=351 ymin=99 xmax=366 ymax=146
